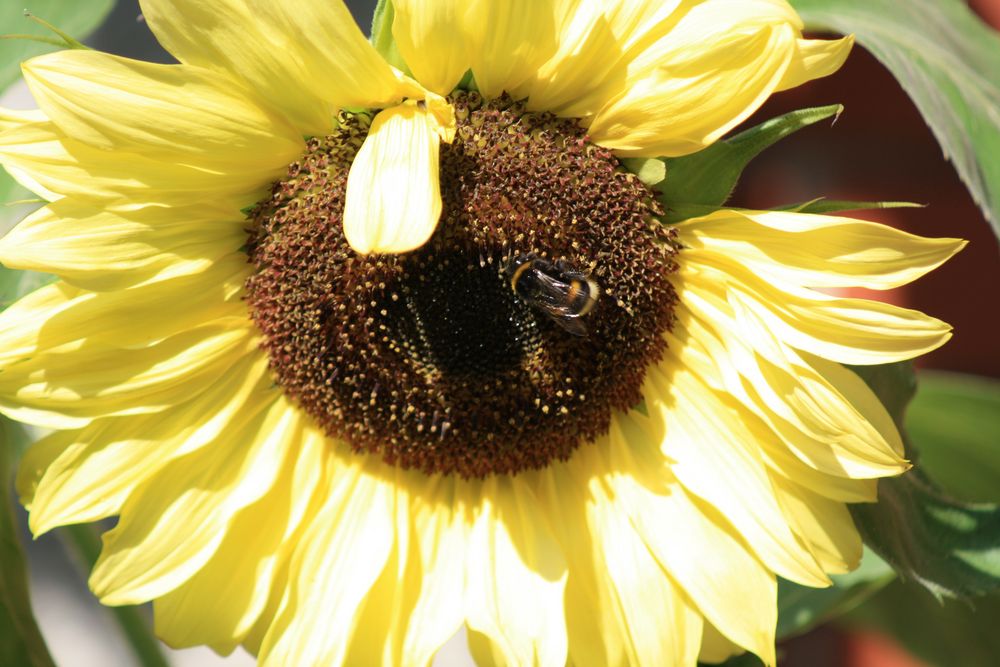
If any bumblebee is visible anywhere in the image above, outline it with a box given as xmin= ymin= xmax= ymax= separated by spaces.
xmin=503 ymin=253 xmax=600 ymax=336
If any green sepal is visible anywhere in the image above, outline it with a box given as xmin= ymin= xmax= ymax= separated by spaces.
xmin=657 ymin=105 xmax=842 ymax=209
xmin=11 ymin=11 xmax=91 ymax=51
xmin=619 ymin=158 xmax=666 ymax=188
xmin=0 ymin=1 xmax=114 ymax=94
xmin=659 ymin=196 xmax=919 ymax=225
xmin=848 ymin=362 xmax=1000 ymax=600
xmin=369 ymin=0 xmax=410 ymax=75
xmin=456 ymin=69 xmax=478 ymax=92
xmin=850 ymin=470 xmax=1000 ymax=600
xmin=777 ymin=198 xmax=923 ymax=215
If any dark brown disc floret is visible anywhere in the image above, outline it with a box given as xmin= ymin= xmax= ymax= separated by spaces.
xmin=245 ymin=92 xmax=679 ymax=477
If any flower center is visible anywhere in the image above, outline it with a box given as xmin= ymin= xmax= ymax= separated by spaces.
xmin=245 ymin=93 xmax=679 ymax=477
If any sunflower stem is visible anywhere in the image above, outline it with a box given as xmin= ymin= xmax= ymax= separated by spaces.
xmin=59 ymin=524 xmax=170 ymax=667
xmin=1 ymin=433 xmax=56 ymax=667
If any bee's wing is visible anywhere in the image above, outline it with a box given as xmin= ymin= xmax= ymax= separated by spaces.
xmin=549 ymin=312 xmax=587 ymax=336
xmin=526 ymin=272 xmax=589 ymax=336
xmin=529 ymin=271 xmax=573 ymax=306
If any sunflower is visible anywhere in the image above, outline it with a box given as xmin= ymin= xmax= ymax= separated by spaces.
xmin=0 ymin=0 xmax=965 ymax=665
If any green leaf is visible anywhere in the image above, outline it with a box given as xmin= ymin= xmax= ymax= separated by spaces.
xmin=0 ymin=0 xmax=115 ymax=95
xmin=847 ymin=363 xmax=1000 ymax=599
xmin=843 ymin=580 xmax=1000 ymax=667
xmin=776 ymin=198 xmax=922 ymax=215
xmin=1 ymin=427 xmax=55 ymax=667
xmin=906 ymin=372 xmax=1000 ymax=504
xmin=658 ymin=105 xmax=842 ymax=208
xmin=776 ymin=548 xmax=895 ymax=639
xmin=369 ymin=0 xmax=409 ymax=73
xmin=789 ymin=0 xmax=1000 ymax=240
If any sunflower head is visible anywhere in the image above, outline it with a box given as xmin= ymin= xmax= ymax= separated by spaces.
xmin=244 ymin=93 xmax=681 ymax=477
xmin=0 ymin=1 xmax=966 ymax=666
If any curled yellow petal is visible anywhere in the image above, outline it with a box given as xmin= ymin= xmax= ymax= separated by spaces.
xmin=584 ymin=0 xmax=852 ymax=157
xmin=344 ymin=98 xmax=455 ymax=255
xmin=588 ymin=24 xmax=796 ymax=156
xmin=779 ymin=35 xmax=855 ymax=92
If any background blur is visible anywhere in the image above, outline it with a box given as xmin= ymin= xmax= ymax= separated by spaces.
xmin=5 ymin=1 xmax=999 ymax=666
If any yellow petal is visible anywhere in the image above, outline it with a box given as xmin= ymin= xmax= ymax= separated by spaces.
xmin=462 ymin=0 xmax=562 ymax=99
xmin=15 ymin=423 xmax=76 ymax=506
xmin=529 ymin=0 xmax=689 ymax=118
xmin=240 ymin=433 xmax=337 ymax=659
xmin=679 ymin=251 xmax=954 ymax=364
xmin=0 ymin=321 xmax=256 ymax=428
xmin=0 ymin=106 xmax=46 ymax=130
xmin=538 ymin=459 xmax=628 ymax=667
xmin=25 ymin=354 xmax=273 ymax=537
xmin=771 ymin=475 xmax=863 ymax=574
xmin=578 ymin=1 xmax=848 ymax=154
xmin=138 ymin=0 xmax=416 ymax=135
xmin=0 ymin=120 xmax=270 ymax=207
xmin=677 ymin=209 xmax=966 ymax=291
xmin=0 ymin=254 xmax=248 ymax=367
xmin=0 ymin=108 xmax=60 ymax=199
xmin=154 ymin=413 xmax=327 ymax=652
xmin=464 ymin=476 xmax=569 ymax=667
xmin=662 ymin=297 xmax=887 ymax=512
xmin=588 ymin=23 xmax=797 ymax=156
xmin=258 ymin=461 xmax=397 ymax=667
xmin=399 ymin=479 xmax=467 ymax=665
xmin=601 ymin=418 xmax=778 ymax=665
xmin=645 ymin=362 xmax=830 ymax=587
xmin=671 ymin=308 xmax=908 ymax=480
xmin=586 ymin=456 xmax=705 ymax=666
xmin=392 ymin=0 xmax=468 ymax=95
xmin=515 ymin=0 xmax=617 ymax=113
xmin=779 ymin=35 xmax=854 ymax=92
xmin=91 ymin=396 xmax=298 ymax=604
xmin=0 ymin=200 xmax=244 ymax=291
xmin=23 ymin=50 xmax=302 ymax=168
xmin=344 ymin=470 xmax=466 ymax=667
xmin=344 ymin=100 xmax=455 ymax=255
